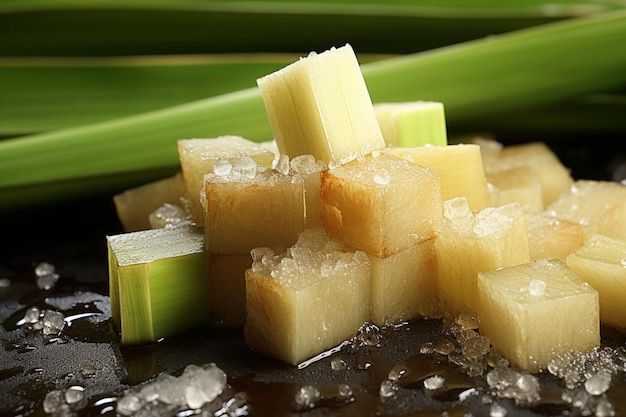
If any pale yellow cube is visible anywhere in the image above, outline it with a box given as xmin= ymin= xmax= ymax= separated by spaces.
xmin=320 ymin=152 xmax=442 ymax=257
xmin=487 ymin=166 xmax=543 ymax=214
xmin=435 ymin=198 xmax=530 ymax=314
xmin=177 ymin=136 xmax=276 ymax=224
xmin=383 ymin=143 xmax=491 ymax=212
xmin=526 ymin=213 xmax=584 ymax=261
xmin=546 ymin=180 xmax=626 ymax=241
xmin=368 ymin=238 xmax=439 ymax=326
xmin=244 ymin=227 xmax=371 ymax=365
xmin=113 ymin=172 xmax=186 ymax=232
xmin=204 ymin=167 xmax=305 ymax=255
xmin=478 ymin=259 xmax=600 ymax=373
xmin=566 ymin=234 xmax=626 ymax=331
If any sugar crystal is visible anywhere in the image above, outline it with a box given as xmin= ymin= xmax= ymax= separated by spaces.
xmin=35 ymin=261 xmax=55 ymax=277
xmin=584 ymin=371 xmax=612 ymax=396
xmin=0 ymin=278 xmax=10 ymax=288
xmin=24 ymin=306 xmax=41 ymax=324
xmin=294 ymin=385 xmax=321 ymax=409
xmin=37 ymin=273 xmax=60 ymax=291
xmin=43 ymin=390 xmax=64 ymax=414
xmin=213 ymin=157 xmax=233 ymax=176
xmin=528 ymin=279 xmax=546 ymax=297
xmin=274 ymin=154 xmax=290 ymax=175
xmin=116 ymin=393 xmax=143 ymax=416
xmin=331 ymin=358 xmax=347 ymax=371
xmin=379 ymin=380 xmax=397 ymax=398
xmin=42 ymin=310 xmax=65 ymax=335
xmin=423 ymin=375 xmax=445 ymax=391
xmin=64 ymin=386 xmax=85 ymax=405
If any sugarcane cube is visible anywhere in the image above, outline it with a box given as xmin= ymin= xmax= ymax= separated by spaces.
xmin=486 ymin=166 xmax=543 ymax=214
xmin=177 ymin=136 xmax=276 ymax=224
xmin=546 ymin=180 xmax=626 ymax=241
xmin=368 ymin=238 xmax=439 ymax=326
xmin=477 ymin=259 xmax=600 ymax=372
xmin=383 ymin=143 xmax=491 ymax=212
xmin=566 ymin=234 xmax=626 ymax=331
xmin=244 ymin=227 xmax=371 ymax=365
xmin=320 ymin=152 xmax=442 ymax=258
xmin=526 ymin=213 xmax=584 ymax=261
xmin=435 ymin=198 xmax=530 ymax=314
xmin=113 ymin=172 xmax=187 ymax=232
xmin=203 ymin=156 xmax=306 ymax=255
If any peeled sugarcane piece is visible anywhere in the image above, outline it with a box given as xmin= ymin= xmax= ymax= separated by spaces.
xmin=257 ymin=44 xmax=385 ymax=165
xmin=321 ymin=152 xmax=442 ymax=258
xmin=368 ymin=238 xmax=439 ymax=326
xmin=383 ymin=143 xmax=490 ymax=212
xmin=485 ymin=141 xmax=573 ymax=206
xmin=546 ymin=180 xmax=626 ymax=241
xmin=477 ymin=259 xmax=600 ymax=373
xmin=435 ymin=197 xmax=531 ymax=314
xmin=203 ymin=154 xmax=326 ymax=255
xmin=244 ymin=227 xmax=371 ymax=366
xmin=374 ymin=101 xmax=447 ymax=147
xmin=177 ymin=136 xmax=277 ymax=225
xmin=107 ymin=225 xmax=208 ymax=345
xmin=566 ymin=234 xmax=626 ymax=331
xmin=526 ymin=213 xmax=584 ymax=261
xmin=486 ymin=166 xmax=543 ymax=214
xmin=113 ymin=172 xmax=187 ymax=232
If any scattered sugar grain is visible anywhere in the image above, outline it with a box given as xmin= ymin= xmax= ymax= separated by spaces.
xmin=331 ymin=358 xmax=347 ymax=371
xmin=584 ymin=371 xmax=612 ymax=396
xmin=35 ymin=262 xmax=55 ymax=277
xmin=37 ymin=273 xmax=60 ymax=290
xmin=0 ymin=277 xmax=10 ymax=288
xmin=423 ymin=375 xmax=445 ymax=391
xmin=379 ymin=380 xmax=397 ymax=398
xmin=24 ymin=306 xmax=41 ymax=324
xmin=42 ymin=310 xmax=65 ymax=335
xmin=64 ymin=386 xmax=85 ymax=405
xmin=43 ymin=390 xmax=64 ymax=414
xmin=528 ymin=279 xmax=547 ymax=297
xmin=294 ymin=385 xmax=321 ymax=409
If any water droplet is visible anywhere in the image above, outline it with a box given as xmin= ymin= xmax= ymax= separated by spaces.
xmin=35 ymin=262 xmax=55 ymax=277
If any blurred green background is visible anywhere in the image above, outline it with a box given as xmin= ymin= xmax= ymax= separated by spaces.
xmin=1 ymin=0 xmax=625 ymax=213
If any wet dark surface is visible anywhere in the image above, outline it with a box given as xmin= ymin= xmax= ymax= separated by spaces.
xmin=1 ymin=138 xmax=625 ymax=417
